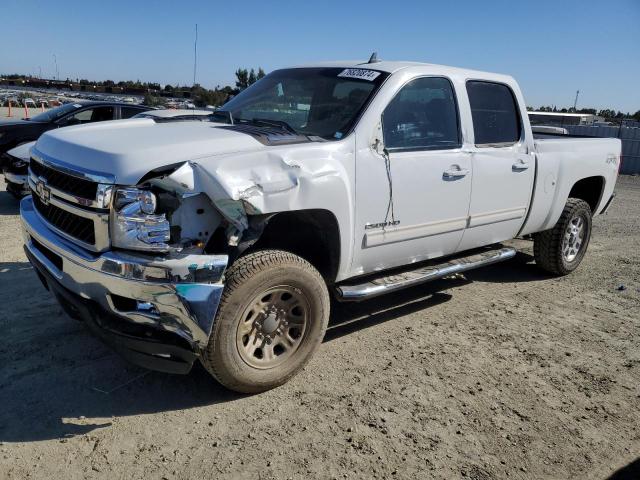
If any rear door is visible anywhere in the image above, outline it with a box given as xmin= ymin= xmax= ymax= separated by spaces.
xmin=457 ymin=80 xmax=535 ymax=251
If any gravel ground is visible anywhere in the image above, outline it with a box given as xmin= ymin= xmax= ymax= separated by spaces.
xmin=0 ymin=176 xmax=638 ymax=480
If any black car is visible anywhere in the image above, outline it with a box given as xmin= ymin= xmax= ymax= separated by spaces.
xmin=0 ymin=101 xmax=152 ymax=158
xmin=1 ymin=101 xmax=152 ymax=197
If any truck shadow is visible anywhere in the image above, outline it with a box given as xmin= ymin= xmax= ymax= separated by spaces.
xmin=0 ymin=252 xmax=549 ymax=443
xmin=606 ymin=457 xmax=640 ymax=480
xmin=0 ymin=190 xmax=21 ymax=215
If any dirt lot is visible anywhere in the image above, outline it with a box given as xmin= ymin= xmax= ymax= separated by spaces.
xmin=0 ymin=176 xmax=638 ymax=480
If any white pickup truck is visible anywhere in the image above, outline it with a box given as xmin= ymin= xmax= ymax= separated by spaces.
xmin=20 ymin=59 xmax=620 ymax=393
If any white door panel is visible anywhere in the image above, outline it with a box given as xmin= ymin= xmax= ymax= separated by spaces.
xmin=352 ymin=148 xmax=472 ymax=274
xmin=458 ymin=147 xmax=534 ymax=251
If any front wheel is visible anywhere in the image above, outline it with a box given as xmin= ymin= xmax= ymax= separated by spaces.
xmin=533 ymin=198 xmax=592 ymax=275
xmin=201 ymin=249 xmax=330 ymax=393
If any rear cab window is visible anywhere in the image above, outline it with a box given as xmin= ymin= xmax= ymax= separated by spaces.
xmin=466 ymin=80 xmax=522 ymax=146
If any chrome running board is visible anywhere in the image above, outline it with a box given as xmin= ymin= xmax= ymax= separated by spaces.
xmin=336 ymin=247 xmax=516 ymax=301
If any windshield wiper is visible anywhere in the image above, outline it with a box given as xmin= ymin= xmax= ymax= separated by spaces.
xmin=243 ymin=117 xmax=299 ymax=135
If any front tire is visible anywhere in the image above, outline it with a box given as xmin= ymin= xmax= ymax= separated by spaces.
xmin=201 ymin=249 xmax=330 ymax=393
xmin=533 ymin=198 xmax=592 ymax=275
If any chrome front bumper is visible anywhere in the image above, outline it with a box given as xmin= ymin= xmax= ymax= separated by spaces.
xmin=3 ymin=171 xmax=30 ymax=196
xmin=21 ymin=196 xmax=228 ymax=372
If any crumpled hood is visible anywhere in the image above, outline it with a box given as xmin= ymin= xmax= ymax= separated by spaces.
xmin=33 ymin=118 xmax=265 ymax=185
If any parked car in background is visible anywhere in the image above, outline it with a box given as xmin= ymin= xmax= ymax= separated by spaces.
xmin=3 ymin=108 xmax=211 ymax=198
xmin=20 ymin=60 xmax=620 ymax=393
xmin=0 ymin=101 xmax=153 ymax=165
xmin=2 ymin=141 xmax=33 ymax=197
xmin=1 ymin=101 xmax=153 ymax=194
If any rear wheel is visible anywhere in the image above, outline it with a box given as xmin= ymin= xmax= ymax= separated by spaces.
xmin=533 ymin=198 xmax=592 ymax=275
xmin=201 ymin=249 xmax=330 ymax=393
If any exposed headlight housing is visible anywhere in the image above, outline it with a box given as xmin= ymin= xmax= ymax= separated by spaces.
xmin=111 ymin=187 xmax=170 ymax=251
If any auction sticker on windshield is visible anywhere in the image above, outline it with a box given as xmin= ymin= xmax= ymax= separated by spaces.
xmin=337 ymin=69 xmax=381 ymax=81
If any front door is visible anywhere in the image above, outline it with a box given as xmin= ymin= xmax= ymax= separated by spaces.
xmin=352 ymin=76 xmax=472 ymax=275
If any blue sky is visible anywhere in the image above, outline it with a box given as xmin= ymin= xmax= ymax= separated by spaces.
xmin=1 ymin=0 xmax=639 ymax=112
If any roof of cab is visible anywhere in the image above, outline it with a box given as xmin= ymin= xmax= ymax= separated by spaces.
xmin=290 ymin=60 xmax=515 ymax=82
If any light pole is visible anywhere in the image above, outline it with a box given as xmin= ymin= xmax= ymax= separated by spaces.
xmin=53 ymin=54 xmax=59 ymax=80
xmin=193 ymin=24 xmax=198 ymax=86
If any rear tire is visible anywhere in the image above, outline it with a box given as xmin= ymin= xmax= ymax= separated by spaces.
xmin=201 ymin=249 xmax=330 ymax=393
xmin=533 ymin=198 xmax=592 ymax=275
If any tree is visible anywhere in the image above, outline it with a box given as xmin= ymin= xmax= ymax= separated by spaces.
xmin=142 ymin=92 xmax=166 ymax=107
xmin=191 ymin=85 xmax=230 ymax=108
xmin=632 ymin=110 xmax=640 ymax=122
xmin=235 ymin=68 xmax=249 ymax=90
xmin=598 ymin=109 xmax=616 ymax=119
xmin=235 ymin=67 xmax=266 ymax=91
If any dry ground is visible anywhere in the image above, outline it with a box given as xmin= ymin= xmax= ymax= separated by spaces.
xmin=0 ymin=176 xmax=638 ymax=480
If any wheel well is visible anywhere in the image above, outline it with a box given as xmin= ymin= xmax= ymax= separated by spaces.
xmin=245 ymin=210 xmax=341 ymax=283
xmin=568 ymin=176 xmax=604 ymax=213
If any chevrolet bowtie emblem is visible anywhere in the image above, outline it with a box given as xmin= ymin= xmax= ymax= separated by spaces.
xmin=35 ymin=179 xmax=51 ymax=205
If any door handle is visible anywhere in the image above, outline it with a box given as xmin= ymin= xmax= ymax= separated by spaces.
xmin=443 ymin=166 xmax=470 ymax=179
xmin=512 ymin=160 xmax=530 ymax=171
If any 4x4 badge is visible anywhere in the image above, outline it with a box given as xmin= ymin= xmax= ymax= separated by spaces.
xmin=35 ymin=179 xmax=51 ymax=205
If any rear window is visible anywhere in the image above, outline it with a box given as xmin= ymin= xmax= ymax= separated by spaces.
xmin=466 ymin=81 xmax=521 ymax=145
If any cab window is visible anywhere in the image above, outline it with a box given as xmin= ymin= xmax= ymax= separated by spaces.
xmin=382 ymin=77 xmax=461 ymax=151
xmin=466 ymin=81 xmax=521 ymax=146
xmin=64 ymin=106 xmax=114 ymax=125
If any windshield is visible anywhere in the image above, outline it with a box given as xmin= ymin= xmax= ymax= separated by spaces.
xmin=218 ymin=67 xmax=389 ymax=140
xmin=30 ymin=103 xmax=82 ymax=122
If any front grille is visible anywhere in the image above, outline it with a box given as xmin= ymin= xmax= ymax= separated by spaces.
xmin=30 ymin=158 xmax=98 ymax=200
xmin=32 ymin=190 xmax=96 ymax=245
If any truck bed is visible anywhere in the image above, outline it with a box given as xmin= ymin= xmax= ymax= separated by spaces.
xmin=519 ymin=136 xmax=620 ymax=236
